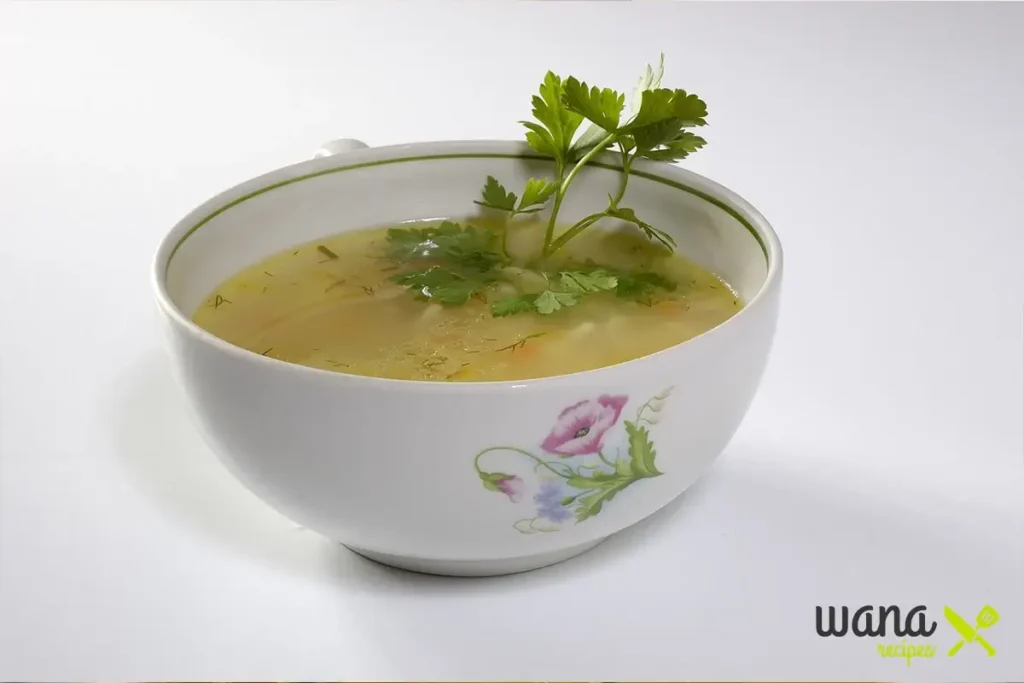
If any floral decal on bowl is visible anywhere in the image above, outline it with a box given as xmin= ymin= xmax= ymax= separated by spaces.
xmin=475 ymin=387 xmax=673 ymax=534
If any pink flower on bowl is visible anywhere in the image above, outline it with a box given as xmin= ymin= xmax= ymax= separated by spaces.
xmin=541 ymin=395 xmax=628 ymax=456
xmin=495 ymin=475 xmax=524 ymax=503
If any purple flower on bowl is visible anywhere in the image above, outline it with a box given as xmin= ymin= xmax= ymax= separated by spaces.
xmin=535 ymin=481 xmax=572 ymax=523
xmin=540 ymin=394 xmax=629 ymax=456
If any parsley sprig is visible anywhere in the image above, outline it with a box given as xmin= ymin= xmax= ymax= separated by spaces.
xmin=385 ymin=55 xmax=699 ymax=318
xmin=385 ymin=221 xmax=506 ymax=305
xmin=384 ymin=224 xmax=676 ymax=317
xmin=491 ymin=268 xmax=619 ymax=317
xmin=478 ymin=54 xmax=707 ymax=256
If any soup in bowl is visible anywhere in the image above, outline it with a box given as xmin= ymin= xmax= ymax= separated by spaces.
xmin=152 ymin=138 xmax=782 ymax=576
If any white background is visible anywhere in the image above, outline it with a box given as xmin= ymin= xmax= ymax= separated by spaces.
xmin=1 ymin=2 xmax=1022 ymax=681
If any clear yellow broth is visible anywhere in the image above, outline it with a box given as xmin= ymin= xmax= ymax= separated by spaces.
xmin=192 ymin=218 xmax=742 ymax=382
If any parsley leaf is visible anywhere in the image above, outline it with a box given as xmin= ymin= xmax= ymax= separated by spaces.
xmin=490 ymin=269 xmax=618 ymax=318
xmin=624 ymin=88 xmax=707 ymax=130
xmin=638 ymin=131 xmax=706 ymax=161
xmin=476 ymin=176 xmax=556 ymax=216
xmin=386 ymin=222 xmax=512 ymax=309
xmin=570 ymin=53 xmax=666 ymax=159
xmin=667 ymin=90 xmax=709 ymax=127
xmin=620 ymin=88 xmax=708 ymax=155
xmin=491 ymin=294 xmax=538 ymax=317
xmin=614 ymin=270 xmax=677 ymax=304
xmin=607 ymin=206 xmax=676 ymax=250
xmin=492 ymin=290 xmax=580 ymax=317
xmin=384 ymin=224 xmax=453 ymax=261
xmin=629 ymin=119 xmax=685 ymax=155
xmin=475 ymin=176 xmax=518 ymax=212
xmin=561 ymin=78 xmax=625 ymax=133
xmin=565 ymin=262 xmax=677 ymax=305
xmin=559 ymin=269 xmax=618 ymax=293
xmin=385 ymin=221 xmax=505 ymax=271
xmin=629 ymin=53 xmax=665 ymax=116
xmin=390 ymin=266 xmax=496 ymax=306
xmin=534 ymin=289 xmax=580 ymax=314
xmin=522 ymin=72 xmax=584 ymax=168
xmin=517 ymin=178 xmax=558 ymax=212
xmin=623 ymin=88 xmax=678 ymax=130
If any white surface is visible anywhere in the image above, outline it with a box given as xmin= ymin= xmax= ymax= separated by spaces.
xmin=0 ymin=2 xmax=1021 ymax=681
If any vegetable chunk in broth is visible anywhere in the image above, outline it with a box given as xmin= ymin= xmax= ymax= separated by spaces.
xmin=192 ymin=218 xmax=742 ymax=382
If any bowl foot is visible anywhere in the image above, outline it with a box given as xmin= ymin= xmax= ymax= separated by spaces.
xmin=345 ymin=538 xmax=607 ymax=577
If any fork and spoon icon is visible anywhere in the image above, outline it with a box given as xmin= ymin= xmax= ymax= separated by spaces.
xmin=944 ymin=605 xmax=999 ymax=657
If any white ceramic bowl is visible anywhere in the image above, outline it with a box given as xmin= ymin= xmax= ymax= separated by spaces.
xmin=152 ymin=139 xmax=783 ymax=576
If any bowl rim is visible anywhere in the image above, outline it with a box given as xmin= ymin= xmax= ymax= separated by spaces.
xmin=152 ymin=139 xmax=783 ymax=391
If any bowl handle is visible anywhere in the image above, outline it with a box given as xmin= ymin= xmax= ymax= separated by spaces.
xmin=313 ymin=138 xmax=370 ymax=159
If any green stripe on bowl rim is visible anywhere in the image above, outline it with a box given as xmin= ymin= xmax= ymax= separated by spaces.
xmin=168 ymin=152 xmax=769 ymax=266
